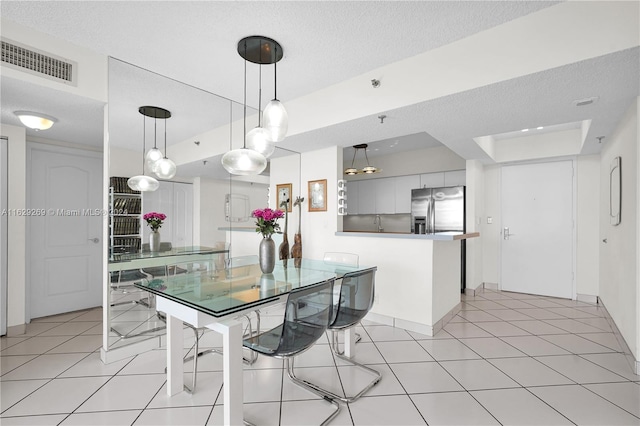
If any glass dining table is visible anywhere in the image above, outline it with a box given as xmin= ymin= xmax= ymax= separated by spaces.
xmin=136 ymin=257 xmax=371 ymax=426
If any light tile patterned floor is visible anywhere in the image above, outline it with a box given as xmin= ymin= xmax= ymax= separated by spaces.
xmin=1 ymin=289 xmax=639 ymax=425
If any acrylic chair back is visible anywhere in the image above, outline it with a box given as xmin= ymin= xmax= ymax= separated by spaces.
xmin=331 ymin=267 xmax=376 ymax=330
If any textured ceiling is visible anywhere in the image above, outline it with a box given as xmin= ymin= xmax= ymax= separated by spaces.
xmin=1 ymin=0 xmax=638 ymax=180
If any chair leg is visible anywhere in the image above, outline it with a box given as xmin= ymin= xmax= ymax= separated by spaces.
xmin=285 ymin=358 xmax=340 ymax=425
xmin=331 ymin=328 xmax=362 ymax=356
xmin=289 ymin=330 xmax=381 ymax=404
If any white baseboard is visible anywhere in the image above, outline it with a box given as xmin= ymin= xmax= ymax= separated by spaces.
xmin=6 ymin=323 xmax=26 ymax=336
xmin=364 ymin=303 xmax=461 ymax=337
xmin=576 ymin=293 xmax=598 ymax=304
xmin=483 ymin=282 xmax=499 ymax=291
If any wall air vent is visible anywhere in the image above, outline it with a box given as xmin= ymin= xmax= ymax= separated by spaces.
xmin=1 ymin=38 xmax=77 ymax=85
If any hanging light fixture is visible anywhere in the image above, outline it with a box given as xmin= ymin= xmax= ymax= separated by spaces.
xmin=154 ymin=111 xmax=177 ymax=179
xmin=245 ymin=61 xmax=275 ymax=158
xmin=222 ymin=36 xmax=276 ymax=175
xmin=14 ymin=111 xmax=57 ymax=131
xmin=344 ymin=144 xmax=378 ymax=175
xmin=128 ymin=108 xmax=161 ymax=192
xmin=262 ymin=39 xmax=288 ymax=142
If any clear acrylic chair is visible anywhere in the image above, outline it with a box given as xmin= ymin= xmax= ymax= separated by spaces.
xmin=243 ymin=278 xmax=340 ymax=425
xmin=289 ymin=267 xmax=381 ymax=403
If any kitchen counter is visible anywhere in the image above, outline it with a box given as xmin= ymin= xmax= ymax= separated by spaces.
xmin=336 ymin=231 xmax=479 ymax=241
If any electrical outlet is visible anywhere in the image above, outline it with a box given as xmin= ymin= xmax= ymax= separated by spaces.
xmin=487 ymin=216 xmax=493 ymax=224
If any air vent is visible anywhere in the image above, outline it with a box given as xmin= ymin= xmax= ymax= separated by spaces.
xmin=572 ymin=96 xmax=599 ymax=107
xmin=1 ymin=38 xmax=76 ymax=84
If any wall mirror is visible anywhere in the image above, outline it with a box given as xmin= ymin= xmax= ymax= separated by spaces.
xmin=106 ymin=57 xmax=300 ymax=353
xmin=610 ymin=156 xmax=621 ymax=226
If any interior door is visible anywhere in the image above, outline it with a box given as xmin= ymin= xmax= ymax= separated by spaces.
xmin=28 ymin=143 xmax=103 ymax=319
xmin=501 ymin=160 xmax=574 ymax=298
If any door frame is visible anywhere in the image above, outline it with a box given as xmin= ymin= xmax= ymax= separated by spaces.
xmin=25 ymin=141 xmax=103 ymax=321
xmin=498 ymin=157 xmax=577 ymax=299
xmin=0 ymin=136 xmax=7 ymax=335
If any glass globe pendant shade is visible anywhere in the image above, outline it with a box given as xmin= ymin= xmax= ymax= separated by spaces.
xmin=154 ymin=158 xmax=177 ymax=179
xmin=221 ymin=148 xmax=267 ymax=175
xmin=127 ymin=175 xmax=159 ymax=192
xmin=245 ymin=127 xmax=275 ymax=158
xmin=145 ymin=148 xmax=163 ymax=172
xmin=262 ymin=99 xmax=288 ymax=142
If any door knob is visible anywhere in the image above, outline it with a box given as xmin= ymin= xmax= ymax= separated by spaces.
xmin=88 ymin=238 xmax=99 ymax=243
xmin=503 ymin=227 xmax=515 ymax=240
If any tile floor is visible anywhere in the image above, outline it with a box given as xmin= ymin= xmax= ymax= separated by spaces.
xmin=1 ymin=289 xmax=639 ymax=425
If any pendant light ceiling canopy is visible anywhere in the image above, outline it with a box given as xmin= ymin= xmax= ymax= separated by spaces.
xmin=344 ymin=144 xmax=379 ymax=175
xmin=223 ymin=35 xmax=287 ymax=176
xmin=138 ymin=106 xmax=177 ymax=180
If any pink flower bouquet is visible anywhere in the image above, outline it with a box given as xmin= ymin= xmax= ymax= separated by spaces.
xmin=143 ymin=212 xmax=166 ymax=232
xmin=252 ymin=208 xmax=284 ymax=238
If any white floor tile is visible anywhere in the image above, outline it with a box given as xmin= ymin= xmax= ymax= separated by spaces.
xmin=458 ymin=337 xmax=526 ymax=358
xmin=464 ymin=300 xmax=507 ymax=310
xmin=494 ymin=299 xmax=539 ymax=309
xmin=282 ymin=365 xmax=344 ymax=401
xmin=117 ymin=349 xmax=168 ymax=376
xmin=499 ymin=335 xmax=571 ymax=356
xmin=544 ymin=307 xmax=598 ymax=318
xmin=0 ymin=379 xmax=48 ymax=412
xmin=38 ymin=321 xmax=101 ymax=336
xmin=410 ymin=391 xmax=499 ymax=425
xmin=375 ymin=340 xmax=434 ymax=363
xmin=3 ymin=376 xmax=109 ymax=416
xmin=0 ymin=355 xmax=37 ymax=376
xmin=60 ymin=409 xmax=141 ymax=425
xmin=349 ymin=394 xmax=427 ymax=425
xmin=439 ymin=359 xmax=520 ymax=391
xmin=513 ymin=308 xmax=566 ymax=320
xmin=535 ymin=354 xmax=629 ymax=383
xmin=508 ymin=320 xmax=569 ymax=335
xmin=333 ymin=342 xmax=386 ymax=366
xmin=406 ymin=329 xmax=454 ymax=340
xmin=457 ymin=310 xmax=500 ymax=322
xmin=474 ymin=321 xmax=532 ymax=337
xmin=363 ymin=325 xmax=413 ymax=342
xmin=293 ymin=342 xmax=337 ymax=368
xmin=487 ymin=357 xmax=574 ymax=387
xmin=21 ymin=322 xmax=66 ymax=336
xmin=540 ymin=334 xmax=615 ymax=354
xmin=390 ymin=361 xmax=464 ymax=393
xmin=580 ymin=353 xmax=640 ymax=381
xmin=338 ymin=363 xmax=404 ymax=398
xmin=471 ymin=388 xmax=573 ymax=425
xmin=134 ymin=406 xmax=212 ymax=425
xmin=46 ymin=335 xmax=103 ymax=354
xmin=1 ymin=353 xmax=86 ymax=380
xmin=443 ymin=322 xmax=493 ymax=338
xmin=148 ymin=371 xmax=223 ymax=408
xmin=0 ymin=338 xmax=29 ymax=351
xmin=1 ymin=336 xmax=73 ymax=356
xmin=417 ymin=338 xmax=481 ymax=361
xmin=529 ymin=384 xmax=640 ymax=425
xmin=482 ymin=309 xmax=535 ymax=321
xmin=0 ymin=414 xmax=68 ymax=425
xmin=280 ymin=399 xmax=346 ymax=426
xmin=59 ymin=352 xmax=132 ymax=378
xmin=584 ymin=381 xmax=640 ymax=417
xmin=209 ymin=401 xmax=281 ymax=425
xmin=542 ymin=319 xmax=604 ymax=334
xmin=574 ymin=316 xmax=614 ymax=331
xmin=76 ymin=374 xmax=166 ymax=412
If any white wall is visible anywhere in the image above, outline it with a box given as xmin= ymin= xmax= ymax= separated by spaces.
xmin=465 ymin=160 xmax=484 ymax=291
xmin=576 ymin=155 xmax=600 ymax=298
xmin=599 ymin=98 xmax=638 ymax=364
xmin=481 ymin=165 xmax=501 ymax=284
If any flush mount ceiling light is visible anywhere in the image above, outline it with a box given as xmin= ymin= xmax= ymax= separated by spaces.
xmin=238 ymin=35 xmax=288 ymax=143
xmin=344 ymin=144 xmax=378 ymax=175
xmin=14 ymin=111 xmax=57 ymax=131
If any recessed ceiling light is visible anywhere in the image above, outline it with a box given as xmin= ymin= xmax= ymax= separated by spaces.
xmin=521 ymin=128 xmax=529 ymax=132
xmin=14 ymin=111 xmax=57 ymax=131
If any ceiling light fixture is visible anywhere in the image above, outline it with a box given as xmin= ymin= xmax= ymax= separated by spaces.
xmin=222 ymin=38 xmax=268 ymax=176
xmin=245 ymin=58 xmax=275 ymax=158
xmin=128 ymin=107 xmax=161 ymax=192
xmin=14 ymin=111 xmax=57 ymax=131
xmin=344 ymin=144 xmax=378 ymax=176
xmin=521 ymin=128 xmax=529 ymax=132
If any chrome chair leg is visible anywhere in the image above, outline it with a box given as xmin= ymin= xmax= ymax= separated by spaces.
xmin=330 ymin=327 xmax=362 ymax=356
xmin=285 ymin=358 xmax=340 ymax=425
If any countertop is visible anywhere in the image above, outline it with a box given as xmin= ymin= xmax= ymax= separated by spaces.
xmin=336 ymin=231 xmax=480 ymax=240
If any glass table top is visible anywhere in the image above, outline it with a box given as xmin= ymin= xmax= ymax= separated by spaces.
xmin=109 ymin=246 xmax=226 ymax=263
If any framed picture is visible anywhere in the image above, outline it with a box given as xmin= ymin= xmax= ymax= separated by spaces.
xmin=308 ymin=179 xmax=327 ymax=212
xmin=276 ymin=183 xmax=292 ymax=212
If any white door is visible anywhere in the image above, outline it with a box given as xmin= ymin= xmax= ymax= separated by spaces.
xmin=0 ymin=137 xmax=7 ymax=334
xmin=501 ymin=160 xmax=574 ymax=299
xmin=143 ymin=181 xmax=193 ymax=247
xmin=28 ymin=143 xmax=103 ymax=319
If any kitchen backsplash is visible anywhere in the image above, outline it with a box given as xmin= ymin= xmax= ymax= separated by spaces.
xmin=343 ymin=213 xmax=411 ymax=233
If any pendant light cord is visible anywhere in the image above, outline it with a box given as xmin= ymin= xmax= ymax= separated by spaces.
xmin=243 ymin=42 xmax=247 ymax=149
xmin=163 ymin=118 xmax=167 ymax=159
xmin=364 ymin=147 xmax=372 ymax=168
xmin=258 ymin=64 xmax=262 ymax=126
xmin=273 ymin=45 xmax=278 ymax=100
xmin=142 ymin=114 xmax=146 ymax=174
xmin=350 ymin=148 xmax=357 ymax=168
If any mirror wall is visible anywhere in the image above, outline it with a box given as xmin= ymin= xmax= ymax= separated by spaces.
xmin=105 ymin=58 xmax=300 ymax=351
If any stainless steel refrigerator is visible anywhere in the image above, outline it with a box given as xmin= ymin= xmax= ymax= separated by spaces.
xmin=411 ymin=185 xmax=466 ymax=293
xmin=411 ymin=186 xmax=465 ymax=234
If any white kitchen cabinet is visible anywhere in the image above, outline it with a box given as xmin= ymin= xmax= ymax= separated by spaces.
xmin=395 ymin=175 xmax=420 ymax=213
xmin=346 ymin=181 xmax=359 ymax=215
xmin=444 ymin=170 xmax=466 ymax=186
xmin=420 ymin=172 xmax=445 ymax=188
xmin=357 ymin=179 xmax=377 ymax=214
xmin=375 ymin=178 xmax=396 ymax=214
xmin=143 ymin=181 xmax=193 ymax=247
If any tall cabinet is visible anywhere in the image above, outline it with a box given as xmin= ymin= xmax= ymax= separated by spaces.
xmin=108 ymin=177 xmax=142 ymax=257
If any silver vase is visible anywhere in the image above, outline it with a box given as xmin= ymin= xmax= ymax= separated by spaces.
xmin=259 ymin=235 xmax=276 ymax=274
xmin=149 ymin=230 xmax=161 ymax=252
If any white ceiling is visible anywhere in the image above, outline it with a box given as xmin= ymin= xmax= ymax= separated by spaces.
xmin=1 ymin=1 xmax=638 ymax=179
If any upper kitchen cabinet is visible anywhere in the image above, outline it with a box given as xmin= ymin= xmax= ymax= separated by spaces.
xmin=420 ymin=172 xmax=445 ymax=188
xmin=444 ymin=170 xmax=466 ymax=186
xmin=357 ymin=179 xmax=377 ymax=214
xmin=346 ymin=181 xmax=359 ymax=215
xmin=395 ymin=175 xmax=420 ymax=213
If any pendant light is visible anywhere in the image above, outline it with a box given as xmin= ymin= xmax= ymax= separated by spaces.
xmin=154 ymin=114 xmax=177 ymax=179
xmin=144 ymin=119 xmax=163 ymax=173
xmin=221 ymin=41 xmax=267 ymax=175
xmin=246 ymin=63 xmax=275 ymax=158
xmin=128 ymin=108 xmax=160 ymax=192
xmin=262 ymin=42 xmax=288 ymax=142
xmin=344 ymin=144 xmax=378 ymax=175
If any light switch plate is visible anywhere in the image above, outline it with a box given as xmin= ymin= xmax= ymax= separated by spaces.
xmin=487 ymin=216 xmax=493 ymax=224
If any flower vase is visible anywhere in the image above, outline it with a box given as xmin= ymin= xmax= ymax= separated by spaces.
xmin=259 ymin=235 xmax=276 ymax=274
xmin=149 ymin=230 xmax=161 ymax=252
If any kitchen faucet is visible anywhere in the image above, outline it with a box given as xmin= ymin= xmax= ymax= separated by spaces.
xmin=373 ymin=215 xmax=384 ymax=232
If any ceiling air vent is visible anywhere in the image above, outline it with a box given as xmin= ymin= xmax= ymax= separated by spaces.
xmin=1 ymin=38 xmax=76 ymax=85
xmin=572 ymin=96 xmax=599 ymax=107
